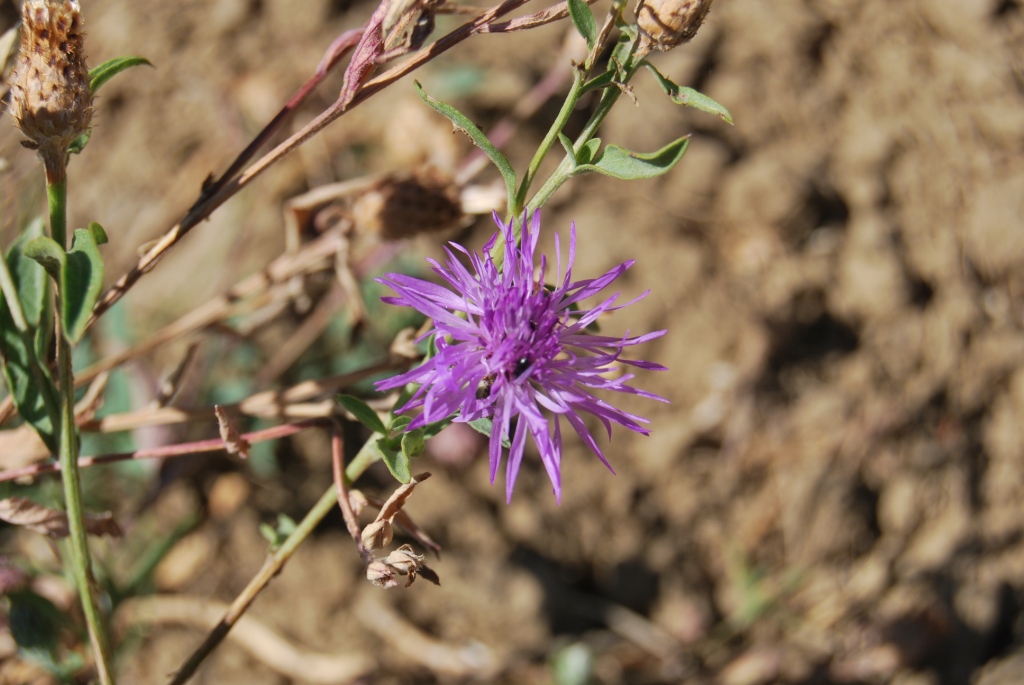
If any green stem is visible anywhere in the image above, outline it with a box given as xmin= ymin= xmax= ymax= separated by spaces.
xmin=47 ymin=177 xmax=116 ymax=685
xmin=167 ymin=442 xmax=381 ymax=685
xmin=526 ymin=36 xmax=644 ymax=215
xmin=512 ymin=69 xmax=586 ymax=216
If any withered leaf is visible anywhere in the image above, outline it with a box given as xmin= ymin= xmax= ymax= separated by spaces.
xmin=215 ymin=405 xmax=251 ymax=459
xmin=0 ymin=497 xmax=123 ymax=538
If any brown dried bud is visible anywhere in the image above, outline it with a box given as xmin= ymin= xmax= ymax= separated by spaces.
xmin=361 ymin=519 xmax=394 ymax=551
xmin=366 ymin=559 xmax=400 ymax=589
xmin=7 ymin=0 xmax=92 ymax=181
xmin=352 ymin=168 xmax=465 ymax=241
xmin=636 ymin=0 xmax=714 ymax=56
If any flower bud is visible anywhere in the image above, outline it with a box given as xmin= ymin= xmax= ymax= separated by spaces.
xmin=636 ymin=0 xmax=714 ymax=56
xmin=7 ymin=0 xmax=92 ymax=180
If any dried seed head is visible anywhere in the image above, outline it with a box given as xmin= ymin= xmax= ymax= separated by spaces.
xmin=636 ymin=0 xmax=714 ymax=56
xmin=8 ymin=0 xmax=92 ymax=179
xmin=361 ymin=519 xmax=394 ymax=551
xmin=352 ymin=168 xmax=465 ymax=240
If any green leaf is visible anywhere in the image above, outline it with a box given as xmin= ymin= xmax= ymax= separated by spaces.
xmin=422 ymin=417 xmax=451 ymax=438
xmin=572 ymin=136 xmax=690 ymax=180
xmin=8 ymin=591 xmax=63 ymax=668
xmin=389 ymin=414 xmax=413 ymax=433
xmin=8 ymin=218 xmax=48 ymax=327
xmin=468 ymin=417 xmax=511 ymax=449
xmin=62 ymin=228 xmax=105 ymax=344
xmin=67 ymin=130 xmax=91 ymax=156
xmin=558 ymin=133 xmax=577 ymax=165
xmin=575 ymin=138 xmax=601 ymax=166
xmin=337 ymin=394 xmax=387 ymax=434
xmin=22 ymin=236 xmax=65 ymax=282
xmin=643 ymin=62 xmax=733 ymax=124
xmin=86 ymin=221 xmax=109 ymax=246
xmin=567 ymin=0 xmax=597 ymax=50
xmin=401 ymin=429 xmax=426 ymax=460
xmin=581 ymin=69 xmax=616 ymax=95
xmin=374 ymin=438 xmax=411 ymax=483
xmin=1 ymin=233 xmax=58 ymax=451
xmin=88 ymin=56 xmax=152 ymax=94
xmin=414 ymin=81 xmax=517 ymax=210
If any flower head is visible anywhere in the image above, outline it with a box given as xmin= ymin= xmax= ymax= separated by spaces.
xmin=376 ymin=212 xmax=667 ymax=502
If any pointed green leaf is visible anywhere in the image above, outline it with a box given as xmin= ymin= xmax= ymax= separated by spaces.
xmin=22 ymin=236 xmax=65 ymax=282
xmin=468 ymin=417 xmax=512 ymax=449
xmin=581 ymin=69 xmax=616 ymax=94
xmin=572 ymin=136 xmax=690 ymax=180
xmin=67 ymin=130 xmax=91 ymax=156
xmin=567 ymin=0 xmax=597 ymax=50
xmin=337 ymin=394 xmax=388 ymax=434
xmin=62 ymin=228 xmax=105 ymax=344
xmin=88 ymin=56 xmax=153 ymax=94
xmin=643 ymin=62 xmax=733 ymax=124
xmin=558 ymin=133 xmax=577 ymax=166
xmin=374 ymin=438 xmax=412 ymax=483
xmin=414 ymin=81 xmax=517 ymax=209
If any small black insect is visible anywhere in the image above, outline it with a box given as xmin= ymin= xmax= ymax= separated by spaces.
xmin=513 ymin=356 xmax=531 ymax=377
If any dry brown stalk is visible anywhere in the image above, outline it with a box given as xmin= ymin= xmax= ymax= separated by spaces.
xmin=0 ymin=420 xmax=320 ymax=484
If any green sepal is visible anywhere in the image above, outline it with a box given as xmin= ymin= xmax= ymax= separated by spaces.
xmin=62 ymin=228 xmax=105 ymax=343
xmin=89 ymin=56 xmax=153 ymax=94
xmin=337 ymin=394 xmax=387 ymax=434
xmin=567 ymin=0 xmax=597 ymax=50
xmin=414 ymin=81 xmax=517 ymax=212
xmin=374 ymin=437 xmax=412 ymax=483
xmin=468 ymin=417 xmax=512 ymax=449
xmin=643 ymin=61 xmax=733 ymax=124
xmin=571 ymin=135 xmax=690 ymax=180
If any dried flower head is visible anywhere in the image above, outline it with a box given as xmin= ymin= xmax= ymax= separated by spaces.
xmin=636 ymin=0 xmax=714 ymax=56
xmin=375 ymin=213 xmax=667 ymax=503
xmin=7 ymin=0 xmax=92 ymax=180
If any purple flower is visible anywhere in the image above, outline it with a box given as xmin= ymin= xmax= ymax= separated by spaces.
xmin=375 ymin=212 xmax=667 ymax=502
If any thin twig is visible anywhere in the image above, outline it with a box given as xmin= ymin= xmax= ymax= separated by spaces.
xmin=332 ymin=427 xmax=372 ymax=564
xmin=0 ymin=419 xmax=321 ymax=484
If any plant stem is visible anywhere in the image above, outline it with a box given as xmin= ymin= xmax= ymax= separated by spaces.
xmin=47 ymin=176 xmax=116 ymax=685
xmin=167 ymin=441 xmax=379 ymax=685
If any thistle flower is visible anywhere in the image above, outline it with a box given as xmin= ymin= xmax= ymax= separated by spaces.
xmin=375 ymin=212 xmax=667 ymax=502
xmin=7 ymin=0 xmax=92 ymax=183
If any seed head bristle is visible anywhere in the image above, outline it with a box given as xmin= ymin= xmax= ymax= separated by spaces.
xmin=7 ymin=0 xmax=92 ymax=179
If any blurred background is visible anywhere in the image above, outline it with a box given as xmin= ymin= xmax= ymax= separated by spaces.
xmin=2 ymin=0 xmax=1024 ymax=683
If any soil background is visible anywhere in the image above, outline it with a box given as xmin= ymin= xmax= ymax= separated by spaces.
xmin=3 ymin=0 xmax=1024 ymax=684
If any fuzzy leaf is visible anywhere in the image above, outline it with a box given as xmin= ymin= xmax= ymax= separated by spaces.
xmin=89 ymin=56 xmax=152 ymax=94
xmin=558 ymin=133 xmax=577 ymax=165
xmin=572 ymin=136 xmax=690 ymax=180
xmin=643 ymin=62 xmax=733 ymax=124
xmin=401 ymin=429 xmax=425 ymax=460
xmin=338 ymin=394 xmax=387 ymax=434
xmin=374 ymin=438 xmax=412 ymax=484
xmin=8 ymin=218 xmax=48 ymax=326
xmin=567 ymin=0 xmax=597 ymax=50
xmin=22 ymin=236 xmax=65 ymax=282
xmin=414 ymin=81 xmax=517 ymax=209
xmin=62 ymin=228 xmax=105 ymax=344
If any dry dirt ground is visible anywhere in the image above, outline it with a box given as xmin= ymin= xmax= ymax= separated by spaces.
xmin=2 ymin=0 xmax=1024 ymax=684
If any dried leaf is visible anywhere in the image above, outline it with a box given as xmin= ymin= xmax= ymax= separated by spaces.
xmin=0 ymin=497 xmax=123 ymax=538
xmin=375 ymin=472 xmax=430 ymax=523
xmin=215 ymin=405 xmax=250 ymax=459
